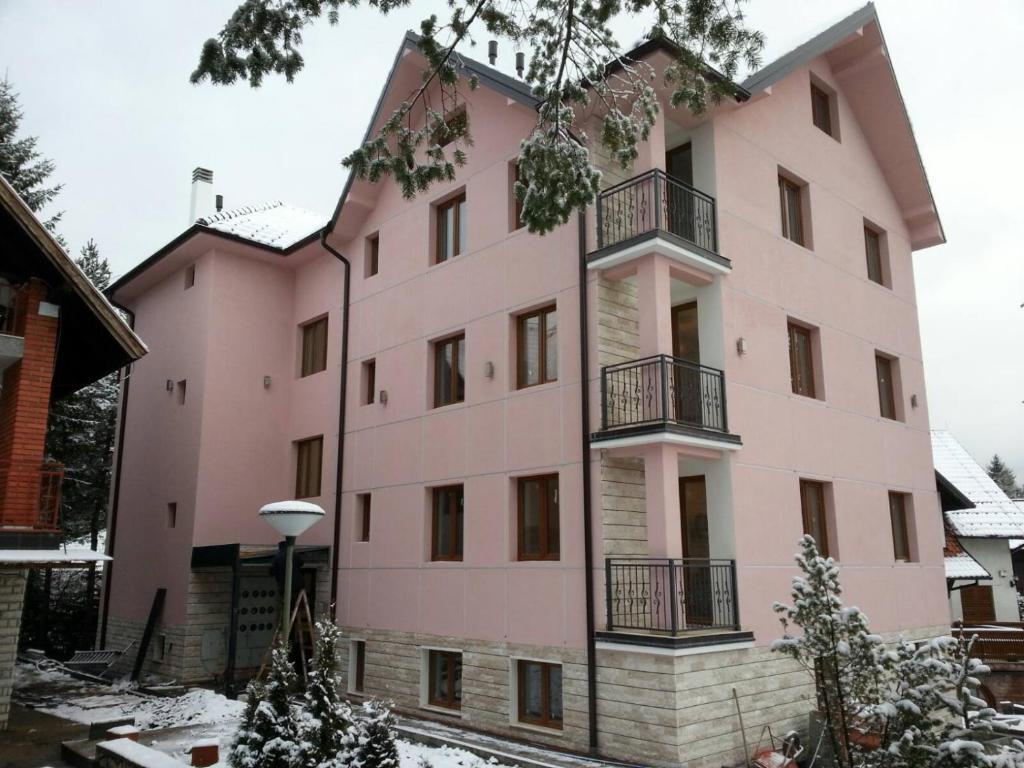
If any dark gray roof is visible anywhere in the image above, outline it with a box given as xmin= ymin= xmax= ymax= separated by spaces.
xmin=742 ymin=3 xmax=877 ymax=92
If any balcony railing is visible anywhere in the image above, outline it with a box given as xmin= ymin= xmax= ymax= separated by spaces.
xmin=596 ymin=169 xmax=718 ymax=255
xmin=600 ymin=354 xmax=728 ymax=434
xmin=606 ymin=557 xmax=739 ymax=634
xmin=0 ymin=461 xmax=64 ymax=530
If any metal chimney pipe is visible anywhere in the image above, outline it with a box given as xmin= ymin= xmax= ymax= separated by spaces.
xmin=515 ymin=51 xmax=524 ymax=78
xmin=488 ymin=40 xmax=498 ymax=65
xmin=215 ymin=194 xmax=224 ymax=212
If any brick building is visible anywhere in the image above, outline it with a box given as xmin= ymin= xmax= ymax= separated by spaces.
xmin=0 ymin=176 xmax=145 ymax=728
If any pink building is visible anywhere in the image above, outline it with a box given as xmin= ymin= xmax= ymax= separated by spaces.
xmin=105 ymin=5 xmax=950 ymax=765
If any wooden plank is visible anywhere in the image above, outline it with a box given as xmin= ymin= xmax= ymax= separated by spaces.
xmin=131 ymin=588 xmax=166 ymax=681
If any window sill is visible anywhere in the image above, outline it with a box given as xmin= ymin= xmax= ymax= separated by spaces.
xmin=431 ymin=400 xmax=467 ymax=412
xmin=421 ymin=703 xmax=463 ymax=718
xmin=511 ymin=721 xmax=564 ymax=737
xmin=514 ymin=379 xmax=559 ymax=394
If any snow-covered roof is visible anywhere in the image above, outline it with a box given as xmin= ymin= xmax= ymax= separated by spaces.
xmin=196 ymin=201 xmax=326 ymax=250
xmin=943 ymin=524 xmax=990 ymax=581
xmin=0 ymin=549 xmax=111 ymax=566
xmin=932 ymin=430 xmax=1024 ymax=538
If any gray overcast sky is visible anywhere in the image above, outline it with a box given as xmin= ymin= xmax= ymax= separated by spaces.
xmin=1 ymin=0 xmax=1022 ymax=479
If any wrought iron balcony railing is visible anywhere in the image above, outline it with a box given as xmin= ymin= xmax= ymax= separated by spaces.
xmin=600 ymin=354 xmax=728 ymax=434
xmin=606 ymin=557 xmax=739 ymax=634
xmin=596 ymin=169 xmax=718 ymax=255
xmin=0 ymin=461 xmax=64 ymax=530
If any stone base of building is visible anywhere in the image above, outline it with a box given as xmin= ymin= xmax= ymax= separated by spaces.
xmin=0 ymin=569 xmax=28 ymax=730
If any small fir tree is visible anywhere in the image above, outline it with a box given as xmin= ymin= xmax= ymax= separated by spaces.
xmin=302 ymin=617 xmax=355 ymax=768
xmin=229 ymin=636 xmax=301 ymax=768
xmin=351 ymin=699 xmax=400 ymax=768
xmin=987 ymin=455 xmax=1020 ymax=498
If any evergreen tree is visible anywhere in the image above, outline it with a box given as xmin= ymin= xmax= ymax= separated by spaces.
xmin=0 ymin=78 xmax=64 ymax=235
xmin=987 ymin=454 xmax=1020 ymax=498
xmin=302 ymin=617 xmax=355 ymax=768
xmin=229 ymin=636 xmax=302 ymax=768
xmin=351 ymin=700 xmax=400 ymax=768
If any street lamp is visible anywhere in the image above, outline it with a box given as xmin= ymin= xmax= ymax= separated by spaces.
xmin=259 ymin=500 xmax=325 ymax=638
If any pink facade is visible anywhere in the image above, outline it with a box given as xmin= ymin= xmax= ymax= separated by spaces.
xmin=106 ymin=6 xmax=951 ymax=762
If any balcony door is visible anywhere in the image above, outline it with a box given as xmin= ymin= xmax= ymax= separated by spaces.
xmin=665 ymin=143 xmax=694 ymax=241
xmin=672 ymin=302 xmax=702 ymax=426
xmin=680 ymin=476 xmax=712 ymax=626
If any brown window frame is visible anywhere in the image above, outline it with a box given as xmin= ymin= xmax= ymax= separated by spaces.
xmin=427 ymin=650 xmax=462 ymax=710
xmin=787 ymin=322 xmax=816 ymax=398
xmin=889 ymin=492 xmax=911 ymax=561
xmin=295 ymin=436 xmax=324 ymax=499
xmin=811 ymin=82 xmax=833 ymax=136
xmin=431 ymin=485 xmax=464 ymax=561
xmin=433 ymin=333 xmax=466 ymax=408
xmin=300 ymin=316 xmax=329 ymax=377
xmin=517 ymin=305 xmax=557 ymax=389
xmin=800 ymin=479 xmax=830 ymax=557
xmin=432 ymin=107 xmax=467 ymax=149
xmin=875 ymin=354 xmax=898 ymax=420
xmin=435 ymin=193 xmax=467 ymax=263
xmin=778 ymin=175 xmax=805 ymax=246
xmin=517 ymin=474 xmax=560 ymax=561
xmin=366 ymin=233 xmax=379 ymax=277
xmin=166 ymin=502 xmax=177 ymax=529
xmin=184 ymin=264 xmax=196 ymax=290
xmin=363 ymin=359 xmax=376 ymax=405
xmin=512 ymin=162 xmax=525 ymax=231
xmin=517 ymin=660 xmax=563 ymax=730
xmin=176 ymin=379 xmax=187 ymax=405
xmin=357 ymin=493 xmax=371 ymax=542
xmin=353 ymin=640 xmax=366 ymax=692
xmin=864 ymin=225 xmax=885 ymax=286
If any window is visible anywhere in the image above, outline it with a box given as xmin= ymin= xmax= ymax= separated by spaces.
xmin=432 ymin=107 xmax=467 ymax=148
xmin=295 ymin=436 xmax=324 ymax=498
xmin=362 ymin=359 xmax=376 ymax=405
xmin=166 ymin=503 xmax=177 ymax=529
xmin=436 ymin=194 xmax=467 ymax=263
xmin=352 ymin=640 xmax=366 ymax=693
xmin=176 ymin=379 xmax=187 ymax=405
xmin=366 ymin=233 xmax=379 ymax=277
xmin=511 ymin=162 xmax=525 ymax=231
xmin=152 ymin=634 xmax=166 ymax=662
xmin=811 ymin=82 xmax=833 ymax=136
xmin=875 ymin=354 xmax=898 ymax=420
xmin=787 ymin=322 xmax=816 ymax=398
xmin=864 ymin=225 xmax=886 ymax=286
xmin=800 ymin=480 xmax=830 ymax=557
xmin=427 ymin=650 xmax=462 ymax=710
xmin=889 ymin=492 xmax=911 ymax=561
xmin=358 ymin=494 xmax=371 ymax=542
xmin=184 ymin=264 xmax=195 ymax=289
xmin=778 ymin=175 xmax=805 ymax=246
xmin=301 ymin=317 xmax=329 ymax=377
xmin=517 ymin=475 xmax=559 ymax=560
xmin=517 ymin=306 xmax=557 ymax=388
xmin=517 ymin=661 xmax=562 ymax=730
xmin=433 ymin=334 xmax=465 ymax=407
xmin=431 ymin=485 xmax=464 ymax=561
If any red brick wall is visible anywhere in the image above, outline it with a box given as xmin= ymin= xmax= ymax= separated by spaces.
xmin=0 ymin=279 xmax=59 ymax=527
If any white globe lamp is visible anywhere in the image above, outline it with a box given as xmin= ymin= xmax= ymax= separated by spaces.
xmin=259 ymin=500 xmax=325 ymax=634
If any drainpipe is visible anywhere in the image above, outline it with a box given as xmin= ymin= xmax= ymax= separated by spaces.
xmin=319 ymin=227 xmax=351 ymax=611
xmin=98 ymin=301 xmax=135 ymax=648
xmin=578 ymin=211 xmax=599 ymax=752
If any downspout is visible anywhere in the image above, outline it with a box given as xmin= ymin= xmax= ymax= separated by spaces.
xmin=578 ymin=211 xmax=599 ymax=752
xmin=319 ymin=227 xmax=351 ymax=610
xmin=98 ymin=300 xmax=135 ymax=648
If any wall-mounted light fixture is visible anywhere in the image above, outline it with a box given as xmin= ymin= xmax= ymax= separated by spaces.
xmin=165 ymin=379 xmax=174 ymax=392
xmin=484 ymin=361 xmax=495 ymax=379
xmin=379 ymin=390 xmax=388 ymax=405
xmin=910 ymin=394 xmax=918 ymax=408
xmin=736 ymin=337 xmax=748 ymax=356
xmin=263 ymin=375 xmax=272 ymax=390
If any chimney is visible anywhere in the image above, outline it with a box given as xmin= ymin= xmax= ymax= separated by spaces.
xmin=215 ymin=194 xmax=224 ymax=212
xmin=515 ymin=52 xmax=525 ymax=78
xmin=488 ymin=40 xmax=498 ymax=65
xmin=189 ymin=167 xmax=214 ymax=224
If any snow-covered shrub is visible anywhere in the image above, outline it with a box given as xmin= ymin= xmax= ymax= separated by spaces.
xmin=229 ymin=635 xmax=302 ymax=768
xmin=774 ymin=535 xmax=1024 ymax=768
xmin=301 ymin=617 xmax=356 ymax=768
xmin=351 ymin=699 xmax=400 ymax=768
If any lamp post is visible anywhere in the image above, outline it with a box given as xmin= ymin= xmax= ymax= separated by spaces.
xmin=259 ymin=500 xmax=325 ymax=639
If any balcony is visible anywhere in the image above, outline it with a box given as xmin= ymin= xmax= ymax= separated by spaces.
xmin=0 ymin=461 xmax=63 ymax=531
xmin=589 ymin=169 xmax=729 ymax=275
xmin=594 ymin=355 xmax=740 ymax=450
xmin=601 ymin=557 xmax=749 ymax=648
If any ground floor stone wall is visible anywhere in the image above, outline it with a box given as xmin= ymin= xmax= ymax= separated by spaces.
xmin=0 ymin=569 xmax=27 ymax=729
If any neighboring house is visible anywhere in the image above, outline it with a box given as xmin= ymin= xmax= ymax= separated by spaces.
xmin=933 ymin=430 xmax=1024 ymax=625
xmin=105 ymin=5 xmax=952 ymax=766
xmin=101 ymin=169 xmax=329 ymax=689
xmin=0 ymin=176 xmax=145 ymax=729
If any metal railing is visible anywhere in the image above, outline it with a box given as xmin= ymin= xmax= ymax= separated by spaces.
xmin=952 ymin=622 xmax=1024 ymax=662
xmin=0 ymin=461 xmax=64 ymax=529
xmin=596 ymin=169 xmax=718 ymax=254
xmin=606 ymin=557 xmax=739 ymax=634
xmin=600 ymin=354 xmax=727 ymax=433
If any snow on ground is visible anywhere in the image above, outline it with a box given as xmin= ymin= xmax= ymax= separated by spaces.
xmin=398 ymin=740 xmax=510 ymax=768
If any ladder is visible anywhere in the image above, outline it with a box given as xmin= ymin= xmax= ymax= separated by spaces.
xmin=256 ymin=588 xmax=315 ymax=684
